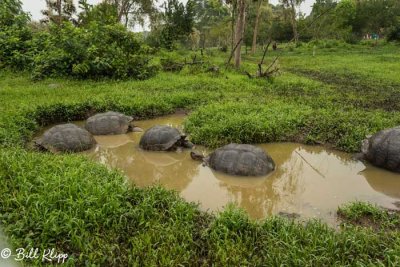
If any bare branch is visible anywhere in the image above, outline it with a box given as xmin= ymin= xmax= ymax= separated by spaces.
xmin=226 ymin=37 xmax=243 ymax=69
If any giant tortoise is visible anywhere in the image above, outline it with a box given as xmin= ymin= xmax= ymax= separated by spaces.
xmin=35 ymin=123 xmax=96 ymax=153
xmin=139 ymin=125 xmax=193 ymax=151
xmin=191 ymin=143 xmax=275 ymax=176
xmin=360 ymin=126 xmax=400 ymax=173
xmin=85 ymin=111 xmax=137 ymax=135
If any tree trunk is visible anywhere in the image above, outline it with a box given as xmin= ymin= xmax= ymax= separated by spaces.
xmin=202 ymin=32 xmax=206 ymax=50
xmin=289 ymin=0 xmax=298 ymax=43
xmin=57 ymin=0 xmax=62 ymax=26
xmin=251 ymin=0 xmax=262 ymax=54
xmin=231 ymin=7 xmax=235 ymax=50
xmin=124 ymin=15 xmax=129 ymax=27
xmin=234 ymin=0 xmax=246 ymax=68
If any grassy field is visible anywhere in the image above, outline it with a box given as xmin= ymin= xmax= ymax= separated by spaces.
xmin=1 ymin=43 xmax=400 ymax=265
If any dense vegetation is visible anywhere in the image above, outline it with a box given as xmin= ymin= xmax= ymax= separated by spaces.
xmin=1 ymin=42 xmax=400 ymax=265
xmin=0 ymin=0 xmax=156 ymax=79
xmin=1 ymin=0 xmax=400 ymax=265
xmin=2 ymin=0 xmax=400 ymax=79
xmin=1 ymin=148 xmax=400 ymax=265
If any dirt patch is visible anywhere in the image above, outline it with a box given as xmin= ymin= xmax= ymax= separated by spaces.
xmin=337 ymin=208 xmax=400 ymax=231
xmin=288 ymin=68 xmax=400 ymax=111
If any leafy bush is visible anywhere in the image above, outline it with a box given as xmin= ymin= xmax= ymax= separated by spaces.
xmin=164 ymin=0 xmax=195 ymax=48
xmin=31 ymin=22 xmax=157 ymax=80
xmin=0 ymin=25 xmax=33 ymax=69
xmin=159 ymin=51 xmax=208 ymax=73
xmin=1 ymin=1 xmax=157 ymax=80
xmin=160 ymin=56 xmax=185 ymax=72
xmin=0 ymin=0 xmax=33 ymax=69
xmin=387 ymin=25 xmax=400 ymax=42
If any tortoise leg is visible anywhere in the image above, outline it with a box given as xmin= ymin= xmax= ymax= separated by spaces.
xmin=167 ymin=143 xmax=178 ymax=151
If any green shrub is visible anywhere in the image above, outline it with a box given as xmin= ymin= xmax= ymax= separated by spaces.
xmin=387 ymin=25 xmax=400 ymax=42
xmin=0 ymin=25 xmax=33 ymax=69
xmin=1 ymin=3 xmax=157 ymax=81
xmin=160 ymin=54 xmax=185 ymax=72
xmin=0 ymin=0 xmax=33 ymax=69
xmin=31 ymin=22 xmax=157 ymax=80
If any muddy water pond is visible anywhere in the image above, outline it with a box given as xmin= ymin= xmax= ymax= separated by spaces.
xmin=72 ymin=114 xmax=400 ymax=223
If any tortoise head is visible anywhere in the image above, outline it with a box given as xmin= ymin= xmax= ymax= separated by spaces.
xmin=361 ymin=135 xmax=372 ymax=155
xmin=128 ymin=122 xmax=143 ymax=133
xmin=190 ymin=151 xmax=205 ymax=161
xmin=127 ymin=116 xmax=136 ymax=132
xmin=353 ymin=135 xmax=372 ymax=161
xmin=179 ymin=135 xmax=194 ymax=148
xmin=33 ymin=138 xmax=46 ymax=151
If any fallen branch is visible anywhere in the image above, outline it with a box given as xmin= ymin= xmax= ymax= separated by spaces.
xmin=244 ymin=71 xmax=253 ymax=79
xmin=258 ymin=39 xmax=272 ymax=72
xmin=243 ymin=39 xmax=280 ymax=79
xmin=245 ymin=55 xmax=280 ymax=79
xmin=263 ymin=56 xmax=279 ymax=75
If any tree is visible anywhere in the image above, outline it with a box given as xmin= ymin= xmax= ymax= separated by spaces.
xmin=250 ymin=0 xmax=271 ymax=53
xmin=234 ymin=0 xmax=246 ymax=68
xmin=193 ymin=0 xmax=230 ymax=48
xmin=225 ymin=0 xmax=237 ymax=50
xmin=103 ymin=0 xmax=156 ymax=28
xmin=251 ymin=0 xmax=263 ymax=53
xmin=0 ymin=0 xmax=29 ymax=27
xmin=78 ymin=0 xmax=118 ymax=26
xmin=352 ymin=0 xmax=400 ymax=37
xmin=41 ymin=0 xmax=77 ymax=26
xmin=0 ymin=0 xmax=32 ymax=69
xmin=307 ymin=0 xmax=338 ymax=40
xmin=189 ymin=27 xmax=201 ymax=49
xmin=269 ymin=3 xmax=293 ymax=41
xmin=280 ymin=0 xmax=304 ymax=43
xmin=160 ymin=0 xmax=195 ymax=49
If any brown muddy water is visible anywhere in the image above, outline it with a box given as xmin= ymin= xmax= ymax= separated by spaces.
xmin=38 ymin=114 xmax=400 ymax=224
xmin=74 ymin=114 xmax=400 ymax=223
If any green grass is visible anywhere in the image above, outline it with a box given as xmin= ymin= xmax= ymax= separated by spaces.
xmin=184 ymin=100 xmax=399 ymax=151
xmin=1 ymin=149 xmax=400 ymax=265
xmin=338 ymin=202 xmax=400 ymax=231
xmin=1 ymin=43 xmax=400 ymax=265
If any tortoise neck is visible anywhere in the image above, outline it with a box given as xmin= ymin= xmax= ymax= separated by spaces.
xmin=190 ymin=151 xmax=204 ymax=161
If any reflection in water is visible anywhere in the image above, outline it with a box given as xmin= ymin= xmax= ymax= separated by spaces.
xmin=361 ymin=167 xmax=400 ymax=199
xmin=82 ymin=114 xmax=400 ymax=223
